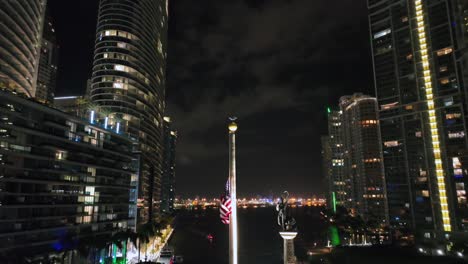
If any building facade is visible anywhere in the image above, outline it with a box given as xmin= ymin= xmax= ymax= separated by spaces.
xmin=368 ymin=0 xmax=468 ymax=235
xmin=0 ymin=89 xmax=138 ymax=260
xmin=322 ymin=109 xmax=349 ymax=210
xmin=340 ymin=94 xmax=388 ymax=225
xmin=90 ymin=0 xmax=168 ymax=223
xmin=36 ymin=15 xmax=59 ymax=104
xmin=0 ymin=0 xmax=47 ymax=98
xmin=161 ymin=117 xmax=176 ymax=215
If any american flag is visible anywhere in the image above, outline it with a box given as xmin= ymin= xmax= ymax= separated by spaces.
xmin=219 ymin=178 xmax=231 ymax=224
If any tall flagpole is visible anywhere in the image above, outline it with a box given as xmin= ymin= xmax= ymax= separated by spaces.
xmin=228 ymin=118 xmax=238 ymax=264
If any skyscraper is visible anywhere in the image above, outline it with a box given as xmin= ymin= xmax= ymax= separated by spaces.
xmin=0 ymin=0 xmax=47 ymax=97
xmin=322 ymin=109 xmax=349 ymax=210
xmin=368 ymin=0 xmax=468 ymax=236
xmin=90 ymin=0 xmax=168 ymax=223
xmin=340 ymin=94 xmax=388 ymax=225
xmin=161 ymin=117 xmax=176 ymax=215
xmin=36 ymin=15 xmax=59 ymax=104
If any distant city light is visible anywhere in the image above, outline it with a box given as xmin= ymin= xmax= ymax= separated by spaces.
xmin=90 ymin=110 xmax=95 ymax=124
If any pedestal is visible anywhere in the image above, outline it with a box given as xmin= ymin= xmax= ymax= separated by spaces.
xmin=279 ymin=231 xmax=297 ymax=264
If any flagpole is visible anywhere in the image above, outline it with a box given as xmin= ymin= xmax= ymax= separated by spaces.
xmin=228 ymin=119 xmax=238 ymax=264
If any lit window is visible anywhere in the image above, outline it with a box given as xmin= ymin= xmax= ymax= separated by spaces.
xmin=440 ymin=77 xmax=450 ymax=85
xmin=439 ymin=65 xmax=448 ymax=72
xmin=117 ymin=42 xmax=127 ymax=48
xmin=114 ymin=65 xmax=127 ymax=72
xmin=436 ymin=47 xmax=453 ymax=56
xmin=453 ymin=157 xmax=462 ymax=169
xmin=384 ymin=140 xmax=399 ymax=147
xmin=113 ymin=82 xmax=124 ymax=89
xmin=381 ymin=102 xmax=398 ymax=110
xmin=448 ymin=131 xmax=465 ymax=139
xmin=401 ymin=16 xmax=408 ymax=22
xmin=373 ymin=28 xmax=391 ymax=39
xmin=446 ymin=113 xmax=461 ymax=119
xmin=104 ymin=30 xmax=117 ymax=36
xmin=55 ymin=150 xmax=67 ymax=160
xmin=443 ymin=97 xmax=454 ymax=106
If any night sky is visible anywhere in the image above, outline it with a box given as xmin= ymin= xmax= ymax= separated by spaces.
xmin=49 ymin=0 xmax=373 ymax=198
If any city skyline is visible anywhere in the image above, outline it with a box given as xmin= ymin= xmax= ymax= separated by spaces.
xmin=1 ymin=0 xmax=468 ymax=263
xmin=48 ymin=0 xmax=373 ymax=197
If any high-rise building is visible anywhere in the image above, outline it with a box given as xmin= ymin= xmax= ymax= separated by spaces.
xmin=0 ymin=0 xmax=47 ymax=97
xmin=0 ymin=89 xmax=138 ymax=262
xmin=369 ymin=0 xmax=468 ymax=236
xmin=36 ymin=15 xmax=59 ymax=104
xmin=322 ymin=109 xmax=349 ymax=210
xmin=339 ymin=94 xmax=388 ymax=225
xmin=161 ymin=117 xmax=176 ymax=215
xmin=90 ymin=0 xmax=168 ymax=223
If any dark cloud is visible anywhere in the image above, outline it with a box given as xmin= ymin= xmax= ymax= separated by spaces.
xmin=167 ymin=0 xmax=373 ymax=198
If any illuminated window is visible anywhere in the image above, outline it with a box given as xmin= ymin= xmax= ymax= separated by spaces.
xmin=114 ymin=64 xmax=127 ymax=72
xmin=55 ymin=150 xmax=67 ymax=160
xmin=436 ymin=47 xmax=453 ymax=56
xmin=113 ymin=82 xmax=127 ymax=89
xmin=439 ymin=65 xmax=448 ymax=72
xmin=421 ymin=190 xmax=430 ymax=197
xmin=446 ymin=113 xmax=461 ymax=119
xmin=117 ymin=42 xmax=127 ymax=48
xmin=440 ymin=77 xmax=449 ymax=85
xmin=453 ymin=157 xmax=462 ymax=169
xmin=384 ymin=140 xmax=399 ymax=147
xmin=373 ymin=28 xmax=391 ymax=39
xmin=448 ymin=131 xmax=465 ymax=139
xmin=104 ymin=30 xmax=117 ymax=36
xmin=381 ymin=102 xmax=398 ymax=110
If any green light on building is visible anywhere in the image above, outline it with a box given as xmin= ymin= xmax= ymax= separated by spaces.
xmin=327 ymin=107 xmax=331 ymax=114
xmin=330 ymin=225 xmax=341 ymax=246
xmin=332 ymin=191 xmax=337 ymax=214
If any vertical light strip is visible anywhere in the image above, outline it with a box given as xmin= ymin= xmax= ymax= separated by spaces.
xmin=332 ymin=191 xmax=337 ymax=214
xmin=414 ymin=0 xmax=451 ymax=232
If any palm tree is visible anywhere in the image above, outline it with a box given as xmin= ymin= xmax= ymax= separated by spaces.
xmin=76 ymin=97 xmax=89 ymax=117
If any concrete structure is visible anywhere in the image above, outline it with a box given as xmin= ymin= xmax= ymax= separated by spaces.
xmin=0 ymin=0 xmax=47 ymax=98
xmin=279 ymin=231 xmax=297 ymax=264
xmin=90 ymin=0 xmax=168 ymax=223
xmin=0 ymin=89 xmax=138 ymax=262
xmin=368 ymin=0 xmax=468 ymax=236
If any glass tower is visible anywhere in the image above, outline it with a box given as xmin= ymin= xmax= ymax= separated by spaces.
xmin=0 ymin=0 xmax=47 ymax=97
xmin=369 ymin=0 xmax=468 ymax=236
xmin=91 ymin=0 xmax=168 ymax=223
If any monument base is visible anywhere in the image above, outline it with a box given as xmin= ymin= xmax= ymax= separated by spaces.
xmin=279 ymin=231 xmax=297 ymax=264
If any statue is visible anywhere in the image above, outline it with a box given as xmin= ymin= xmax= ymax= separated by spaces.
xmin=276 ymin=191 xmax=297 ymax=231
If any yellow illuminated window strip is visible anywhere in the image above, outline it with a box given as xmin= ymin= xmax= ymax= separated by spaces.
xmin=414 ymin=0 xmax=451 ymax=231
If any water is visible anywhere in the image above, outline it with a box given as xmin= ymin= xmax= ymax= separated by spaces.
xmin=168 ymin=206 xmax=326 ymax=264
